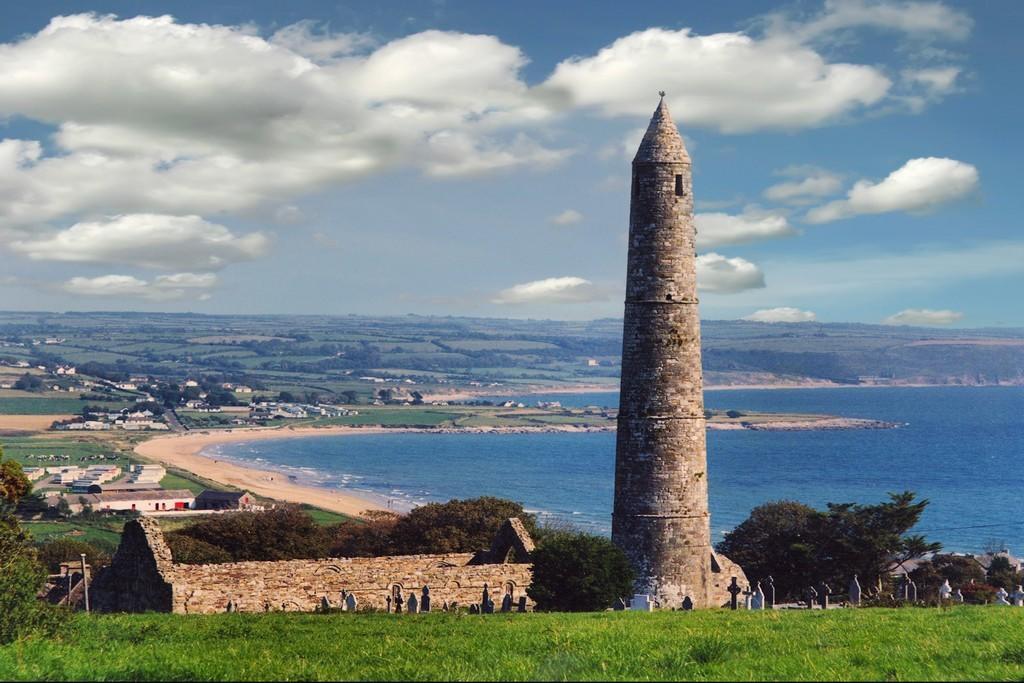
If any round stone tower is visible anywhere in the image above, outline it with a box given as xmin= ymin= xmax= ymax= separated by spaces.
xmin=612 ymin=95 xmax=720 ymax=608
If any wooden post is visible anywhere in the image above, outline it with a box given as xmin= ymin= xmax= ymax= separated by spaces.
xmin=80 ymin=553 xmax=90 ymax=613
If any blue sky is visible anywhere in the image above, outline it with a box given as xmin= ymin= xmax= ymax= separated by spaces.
xmin=0 ymin=1 xmax=1020 ymax=326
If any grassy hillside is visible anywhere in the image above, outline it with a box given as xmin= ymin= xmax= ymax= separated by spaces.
xmin=3 ymin=608 xmax=1023 ymax=681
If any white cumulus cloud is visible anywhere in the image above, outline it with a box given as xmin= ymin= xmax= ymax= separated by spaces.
xmin=744 ymin=307 xmax=818 ymax=323
xmin=696 ymin=212 xmax=797 ymax=249
xmin=550 ymin=209 xmax=584 ymax=226
xmin=762 ymin=0 xmax=973 ymax=43
xmin=805 ymin=157 xmax=979 ymax=223
xmin=62 ymin=272 xmax=217 ymax=300
xmin=697 ymin=253 xmax=766 ymax=294
xmin=11 ymin=214 xmax=267 ymax=270
xmin=543 ymin=27 xmax=891 ymax=133
xmin=763 ymin=166 xmax=843 ymax=204
xmin=492 ymin=276 xmax=606 ymax=304
xmin=883 ymin=308 xmax=963 ymax=325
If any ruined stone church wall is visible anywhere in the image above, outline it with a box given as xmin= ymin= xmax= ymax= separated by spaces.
xmin=94 ymin=517 xmax=533 ymax=615
xmin=168 ymin=554 xmax=533 ymax=614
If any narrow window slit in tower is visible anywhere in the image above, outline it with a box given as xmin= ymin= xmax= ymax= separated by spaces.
xmin=675 ymin=175 xmax=684 ymax=196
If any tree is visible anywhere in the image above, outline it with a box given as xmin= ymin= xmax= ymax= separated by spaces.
xmin=910 ymin=554 xmax=986 ymax=594
xmin=164 ymin=533 xmax=233 ymax=564
xmin=340 ymin=390 xmax=359 ymax=405
xmin=0 ymin=446 xmax=63 ymax=644
xmin=36 ymin=538 xmax=112 ymax=573
xmin=986 ymin=556 xmax=1023 ymax=590
xmin=175 ymin=506 xmax=329 ymax=561
xmin=277 ymin=391 xmax=295 ymax=403
xmin=13 ymin=373 xmax=43 ymax=392
xmin=715 ymin=501 xmax=818 ymax=599
xmin=327 ymin=510 xmax=399 ymax=558
xmin=388 ymin=497 xmax=539 ymax=555
xmin=528 ymin=532 xmax=634 ymax=612
xmin=716 ymin=492 xmax=939 ymax=600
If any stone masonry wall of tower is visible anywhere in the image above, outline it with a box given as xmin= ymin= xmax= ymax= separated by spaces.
xmin=612 ymin=97 xmax=715 ymax=608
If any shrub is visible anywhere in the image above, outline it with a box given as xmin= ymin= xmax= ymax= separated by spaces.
xmin=165 ymin=533 xmax=233 ymax=564
xmin=36 ymin=538 xmax=112 ymax=573
xmin=388 ymin=497 xmax=538 ymax=555
xmin=527 ymin=532 xmax=634 ymax=612
xmin=326 ymin=510 xmax=399 ymax=558
xmin=175 ymin=506 xmax=330 ymax=561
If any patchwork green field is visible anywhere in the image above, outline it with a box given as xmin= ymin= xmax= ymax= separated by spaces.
xmin=1 ymin=608 xmax=1022 ymax=681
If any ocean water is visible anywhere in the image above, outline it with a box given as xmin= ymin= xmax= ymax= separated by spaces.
xmin=208 ymin=386 xmax=1024 ymax=553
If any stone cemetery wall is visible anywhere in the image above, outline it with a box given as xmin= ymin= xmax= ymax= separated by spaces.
xmin=92 ymin=517 xmax=534 ymax=614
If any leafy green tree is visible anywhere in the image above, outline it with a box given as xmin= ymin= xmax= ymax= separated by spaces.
xmin=327 ymin=510 xmax=399 ymax=558
xmin=715 ymin=501 xmax=818 ymax=599
xmin=388 ymin=497 xmax=539 ymax=555
xmin=13 ymin=373 xmax=43 ymax=391
xmin=175 ymin=506 xmax=329 ymax=561
xmin=164 ymin=533 xmax=233 ymax=564
xmin=36 ymin=538 xmax=112 ymax=573
xmin=528 ymin=532 xmax=635 ymax=612
xmin=717 ymin=492 xmax=939 ymax=600
xmin=0 ymin=446 xmax=63 ymax=644
xmin=909 ymin=554 xmax=986 ymax=594
xmin=986 ymin=556 xmax=1023 ymax=590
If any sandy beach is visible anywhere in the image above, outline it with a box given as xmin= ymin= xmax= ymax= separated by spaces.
xmin=134 ymin=426 xmax=398 ymax=517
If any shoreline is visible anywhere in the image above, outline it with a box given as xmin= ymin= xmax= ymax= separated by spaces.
xmin=134 ymin=416 xmax=897 ymax=516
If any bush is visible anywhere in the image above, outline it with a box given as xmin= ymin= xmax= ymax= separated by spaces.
xmin=388 ymin=497 xmax=538 ymax=555
xmin=35 ymin=538 xmax=112 ymax=573
xmin=175 ymin=506 xmax=330 ymax=561
xmin=165 ymin=533 xmax=233 ymax=564
xmin=528 ymin=532 xmax=634 ymax=612
xmin=326 ymin=510 xmax=399 ymax=558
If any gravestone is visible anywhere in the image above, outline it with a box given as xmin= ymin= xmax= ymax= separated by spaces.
xmin=320 ymin=596 xmax=331 ymax=611
xmin=407 ymin=593 xmax=418 ymax=614
xmin=849 ymin=575 xmax=862 ymax=606
xmin=340 ymin=590 xmax=348 ymax=611
xmin=501 ymin=594 xmax=513 ymax=612
xmin=517 ymin=596 xmax=527 ymax=613
xmin=681 ymin=596 xmax=694 ymax=611
xmin=897 ymin=577 xmax=909 ymax=602
xmin=395 ymin=591 xmax=404 ymax=614
xmin=818 ymin=583 xmax=831 ymax=610
xmin=450 ymin=601 xmax=459 ymax=611
xmin=613 ymin=597 xmax=627 ymax=611
xmin=483 ymin=598 xmax=495 ymax=614
xmin=938 ymin=580 xmax=952 ymax=602
xmin=345 ymin=593 xmax=358 ymax=612
xmin=630 ymin=594 xmax=654 ymax=612
xmin=421 ymin=586 xmax=431 ymax=613
xmin=802 ymin=586 xmax=818 ymax=609
xmin=386 ymin=596 xmax=392 ymax=613
xmin=907 ymin=579 xmax=917 ymax=603
xmin=765 ymin=576 xmax=776 ymax=609
xmin=751 ymin=583 xmax=764 ymax=610
xmin=953 ymin=589 xmax=964 ymax=603
xmin=481 ymin=584 xmax=491 ymax=614
xmin=727 ymin=578 xmax=742 ymax=610
xmin=1011 ymin=585 xmax=1024 ymax=607
xmin=995 ymin=587 xmax=1011 ymax=606
xmin=226 ymin=600 xmax=236 ymax=613
xmin=470 ymin=604 xmax=480 ymax=615
xmin=442 ymin=601 xmax=449 ymax=612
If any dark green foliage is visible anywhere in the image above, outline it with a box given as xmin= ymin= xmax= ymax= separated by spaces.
xmin=985 ymin=556 xmax=1023 ymax=590
xmin=0 ymin=446 xmax=63 ymax=645
xmin=35 ymin=538 xmax=112 ymax=573
xmin=13 ymin=373 xmax=43 ymax=391
xmin=175 ymin=507 xmax=329 ymax=561
xmin=164 ymin=534 xmax=232 ymax=564
xmin=326 ymin=510 xmax=398 ymax=558
xmin=910 ymin=554 xmax=986 ymax=594
xmin=714 ymin=501 xmax=819 ymax=599
xmin=527 ymin=532 xmax=634 ymax=612
xmin=387 ymin=497 xmax=539 ymax=555
xmin=717 ymin=492 xmax=939 ymax=600
xmin=725 ymin=410 xmax=744 ymax=418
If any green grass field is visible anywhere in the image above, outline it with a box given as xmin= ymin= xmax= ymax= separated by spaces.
xmin=2 ymin=608 xmax=1022 ymax=681
xmin=0 ymin=397 xmax=93 ymax=415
